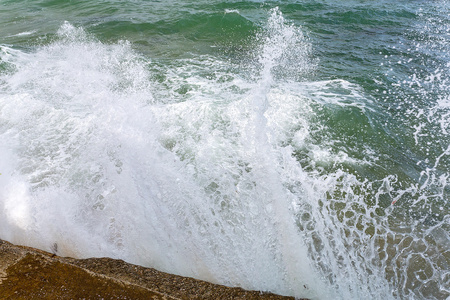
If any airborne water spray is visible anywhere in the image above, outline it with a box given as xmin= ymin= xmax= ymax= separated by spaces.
xmin=0 ymin=11 xmax=328 ymax=299
xmin=0 ymin=5 xmax=448 ymax=300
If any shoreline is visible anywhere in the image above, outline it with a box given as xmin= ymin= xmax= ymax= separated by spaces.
xmin=0 ymin=239 xmax=302 ymax=299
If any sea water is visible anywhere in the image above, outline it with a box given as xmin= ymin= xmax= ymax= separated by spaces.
xmin=0 ymin=1 xmax=448 ymax=299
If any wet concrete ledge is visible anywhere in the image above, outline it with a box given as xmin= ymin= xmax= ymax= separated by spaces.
xmin=0 ymin=239 xmax=302 ymax=299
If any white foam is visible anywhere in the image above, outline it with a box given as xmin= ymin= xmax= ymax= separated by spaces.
xmin=0 ymin=7 xmax=448 ymax=299
xmin=224 ymin=9 xmax=240 ymax=14
xmin=0 ymin=20 xmax=329 ymax=299
xmin=6 ymin=30 xmax=36 ymax=38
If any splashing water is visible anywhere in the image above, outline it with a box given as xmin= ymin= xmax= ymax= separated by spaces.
xmin=0 ymin=7 xmax=448 ymax=300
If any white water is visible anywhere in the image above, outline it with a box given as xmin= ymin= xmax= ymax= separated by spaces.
xmin=0 ymin=13 xmax=329 ymax=299
xmin=0 ymin=8 xmax=448 ymax=300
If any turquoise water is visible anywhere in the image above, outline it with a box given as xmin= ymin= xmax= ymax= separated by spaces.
xmin=0 ymin=1 xmax=448 ymax=299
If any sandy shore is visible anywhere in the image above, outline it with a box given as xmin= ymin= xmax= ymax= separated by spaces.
xmin=0 ymin=239 xmax=302 ymax=299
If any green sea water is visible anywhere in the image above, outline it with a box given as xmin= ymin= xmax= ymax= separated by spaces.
xmin=0 ymin=1 xmax=449 ymax=299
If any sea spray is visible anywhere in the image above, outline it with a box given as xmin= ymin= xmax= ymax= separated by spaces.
xmin=0 ymin=14 xmax=327 ymax=299
xmin=0 ymin=4 xmax=449 ymax=300
xmin=240 ymin=7 xmax=328 ymax=297
xmin=289 ymin=2 xmax=449 ymax=298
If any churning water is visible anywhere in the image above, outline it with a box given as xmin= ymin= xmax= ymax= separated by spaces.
xmin=0 ymin=1 xmax=448 ymax=299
